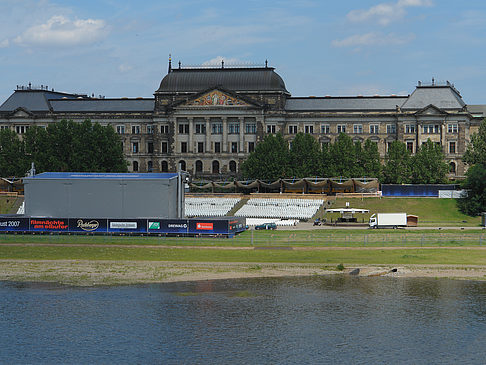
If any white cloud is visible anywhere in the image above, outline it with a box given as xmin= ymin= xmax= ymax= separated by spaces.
xmin=332 ymin=32 xmax=415 ymax=48
xmin=118 ymin=64 xmax=133 ymax=73
xmin=0 ymin=39 xmax=9 ymax=48
xmin=347 ymin=0 xmax=433 ymax=26
xmin=14 ymin=15 xmax=108 ymax=47
xmin=202 ymin=56 xmax=246 ymax=66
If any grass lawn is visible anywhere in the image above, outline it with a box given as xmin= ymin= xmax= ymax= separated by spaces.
xmin=326 ymin=197 xmax=479 ymax=226
xmin=0 ymin=196 xmax=18 ymax=214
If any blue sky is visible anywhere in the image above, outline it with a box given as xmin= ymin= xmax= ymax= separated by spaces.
xmin=1 ymin=0 xmax=485 ymax=104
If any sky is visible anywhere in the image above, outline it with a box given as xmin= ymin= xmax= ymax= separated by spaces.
xmin=1 ymin=0 xmax=485 ymax=104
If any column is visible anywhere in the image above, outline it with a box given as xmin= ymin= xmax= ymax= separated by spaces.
xmin=222 ymin=117 xmax=228 ymax=153
xmin=205 ymin=118 xmax=210 ymax=153
xmin=188 ymin=117 xmax=194 ymax=153
xmin=239 ymin=117 xmax=244 ymax=153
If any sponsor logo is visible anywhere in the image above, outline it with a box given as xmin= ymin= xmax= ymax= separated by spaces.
xmin=168 ymin=223 xmax=187 ymax=229
xmin=30 ymin=219 xmax=68 ymax=230
xmin=148 ymin=222 xmax=160 ymax=230
xmin=196 ymin=222 xmax=213 ymax=230
xmin=77 ymin=219 xmax=100 ymax=232
xmin=110 ymin=222 xmax=137 ymax=229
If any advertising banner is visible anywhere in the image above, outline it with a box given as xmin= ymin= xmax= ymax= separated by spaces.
xmin=188 ymin=219 xmax=228 ymax=234
xmin=147 ymin=219 xmax=189 ymax=234
xmin=30 ymin=218 xmax=69 ymax=232
xmin=0 ymin=217 xmax=30 ymax=232
xmin=107 ymin=219 xmax=147 ymax=233
xmin=68 ymin=218 xmax=108 ymax=233
xmin=228 ymin=217 xmax=246 ymax=233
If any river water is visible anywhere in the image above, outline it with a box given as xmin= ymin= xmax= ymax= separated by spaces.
xmin=1 ymin=276 xmax=486 ymax=364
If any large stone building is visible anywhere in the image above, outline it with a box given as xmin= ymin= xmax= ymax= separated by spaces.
xmin=1 ymin=60 xmax=485 ymax=178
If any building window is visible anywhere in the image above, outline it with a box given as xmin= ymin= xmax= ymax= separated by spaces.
xmin=178 ymin=123 xmax=189 ymax=134
xmin=212 ymin=123 xmax=223 ymax=134
xmin=304 ymin=125 xmax=314 ymax=134
xmin=386 ymin=124 xmax=396 ymax=134
xmin=406 ymin=141 xmax=414 ymax=154
xmin=369 ymin=125 xmax=379 ymax=134
xmin=212 ymin=160 xmax=220 ymax=174
xmin=132 ymin=142 xmax=139 ymax=153
xmin=450 ymin=161 xmax=456 ymax=174
xmin=248 ymin=142 xmax=255 ymax=153
xmin=448 ymin=124 xmax=458 ymax=133
xmin=321 ymin=141 xmax=329 ymax=150
xmin=229 ymin=160 xmax=237 ymax=173
xmin=161 ymin=160 xmax=168 ymax=172
xmin=195 ymin=123 xmax=206 ymax=134
xmin=245 ymin=123 xmax=256 ymax=134
xmin=15 ymin=125 xmax=29 ymax=134
xmin=147 ymin=142 xmax=154 ymax=153
xmin=161 ymin=125 xmax=169 ymax=134
xmin=161 ymin=141 xmax=168 ymax=154
xmin=353 ymin=124 xmax=363 ymax=134
xmin=289 ymin=125 xmax=298 ymax=134
xmin=337 ymin=125 xmax=346 ymax=134
xmin=131 ymin=125 xmax=140 ymax=134
xmin=231 ymin=142 xmax=238 ymax=153
xmin=133 ymin=161 xmax=139 ymax=172
xmin=197 ymin=142 xmax=204 ymax=153
xmin=179 ymin=160 xmax=186 ymax=171
xmin=423 ymin=124 xmax=440 ymax=134
xmin=147 ymin=125 xmax=154 ymax=134
xmin=0 ymin=126 xmax=9 ymax=130
xmin=147 ymin=161 xmax=153 ymax=172
xmin=214 ymin=142 xmax=221 ymax=153
xmin=321 ymin=124 xmax=330 ymax=134
xmin=267 ymin=125 xmax=276 ymax=134
xmin=196 ymin=160 xmax=202 ymax=172
xmin=229 ymin=123 xmax=240 ymax=134
xmin=449 ymin=141 xmax=456 ymax=154
xmin=116 ymin=125 xmax=125 ymax=134
xmin=181 ymin=142 xmax=187 ymax=153
xmin=405 ymin=124 xmax=416 ymax=134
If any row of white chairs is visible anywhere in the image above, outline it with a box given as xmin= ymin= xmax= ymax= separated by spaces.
xmin=245 ymin=198 xmax=323 ymax=208
xmin=246 ymin=218 xmax=299 ymax=226
xmin=235 ymin=199 xmax=324 ymax=219
xmin=185 ymin=197 xmax=240 ymax=217
xmin=16 ymin=202 xmax=24 ymax=215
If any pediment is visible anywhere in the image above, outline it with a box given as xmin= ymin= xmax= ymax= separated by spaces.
xmin=414 ymin=104 xmax=447 ymax=116
xmin=10 ymin=107 xmax=33 ymax=117
xmin=182 ymin=89 xmax=253 ymax=107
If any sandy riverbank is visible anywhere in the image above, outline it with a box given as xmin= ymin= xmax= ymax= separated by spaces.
xmin=1 ymin=260 xmax=486 ymax=286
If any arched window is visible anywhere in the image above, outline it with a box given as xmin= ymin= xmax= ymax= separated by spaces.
xmin=212 ymin=160 xmax=220 ymax=174
xmin=229 ymin=160 xmax=237 ymax=173
xmin=195 ymin=160 xmax=203 ymax=173
xmin=161 ymin=160 xmax=168 ymax=172
xmin=133 ymin=161 xmax=139 ymax=172
xmin=179 ymin=160 xmax=186 ymax=171
xmin=147 ymin=160 xmax=153 ymax=172
xmin=449 ymin=161 xmax=456 ymax=174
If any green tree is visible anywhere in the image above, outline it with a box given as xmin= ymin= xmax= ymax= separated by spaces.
xmin=240 ymin=133 xmax=290 ymax=180
xmin=411 ymin=139 xmax=448 ymax=184
xmin=360 ymin=139 xmax=381 ymax=178
xmin=457 ymin=164 xmax=486 ymax=216
xmin=463 ymin=119 xmax=486 ymax=165
xmin=0 ymin=129 xmax=28 ymax=176
xmin=289 ymin=133 xmax=321 ymax=177
xmin=328 ymin=133 xmax=357 ymax=177
xmin=382 ymin=141 xmax=411 ymax=184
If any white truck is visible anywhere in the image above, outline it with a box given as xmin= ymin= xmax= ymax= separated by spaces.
xmin=369 ymin=213 xmax=407 ymax=229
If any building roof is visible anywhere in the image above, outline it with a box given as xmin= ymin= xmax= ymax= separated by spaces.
xmin=285 ymin=96 xmax=408 ymax=111
xmin=0 ymin=89 xmax=82 ymax=113
xmin=156 ymin=67 xmax=289 ymax=94
xmin=26 ymin=172 xmax=179 ymax=180
xmin=50 ymin=99 xmax=155 ymax=113
xmin=467 ymin=104 xmax=486 ymax=118
xmin=401 ymin=84 xmax=465 ymax=110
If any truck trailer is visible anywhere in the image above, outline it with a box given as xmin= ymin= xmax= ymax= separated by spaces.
xmin=369 ymin=213 xmax=407 ymax=229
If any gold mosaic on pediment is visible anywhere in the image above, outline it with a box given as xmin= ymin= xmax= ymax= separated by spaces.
xmin=189 ymin=90 xmax=247 ymax=106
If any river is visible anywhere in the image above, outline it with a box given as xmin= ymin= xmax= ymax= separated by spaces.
xmin=1 ymin=276 xmax=485 ymax=364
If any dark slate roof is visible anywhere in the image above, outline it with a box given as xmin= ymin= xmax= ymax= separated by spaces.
xmin=285 ymin=96 xmax=408 ymax=111
xmin=467 ymin=105 xmax=486 ymax=117
xmin=157 ymin=67 xmax=289 ymax=93
xmin=401 ymin=85 xmax=465 ymax=110
xmin=0 ymin=90 xmax=81 ymax=112
xmin=50 ymin=99 xmax=155 ymax=113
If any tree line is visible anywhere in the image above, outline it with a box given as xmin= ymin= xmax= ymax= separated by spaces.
xmin=241 ymin=132 xmax=449 ymax=184
xmin=0 ymin=119 xmax=127 ymax=177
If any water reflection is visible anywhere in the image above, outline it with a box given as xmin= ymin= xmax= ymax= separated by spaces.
xmin=1 ymin=276 xmax=486 ymax=364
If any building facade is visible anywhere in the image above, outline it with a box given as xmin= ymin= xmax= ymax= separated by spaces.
xmin=1 ymin=62 xmax=485 ymax=178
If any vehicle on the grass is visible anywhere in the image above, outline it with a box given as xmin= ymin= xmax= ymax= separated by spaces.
xmin=255 ymin=222 xmax=277 ymax=230
xmin=369 ymin=213 xmax=407 ymax=229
